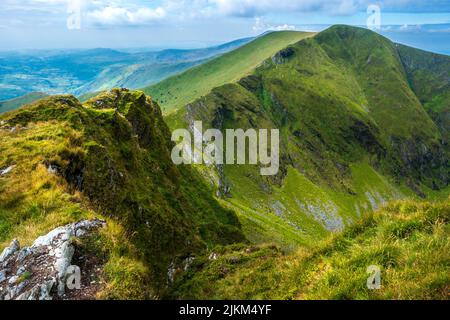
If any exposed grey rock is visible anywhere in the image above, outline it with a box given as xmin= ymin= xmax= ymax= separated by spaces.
xmin=16 ymin=285 xmax=39 ymax=301
xmin=208 ymin=253 xmax=218 ymax=260
xmin=272 ymin=47 xmax=295 ymax=65
xmin=167 ymin=262 xmax=177 ymax=284
xmin=296 ymin=198 xmax=344 ymax=232
xmin=39 ymin=279 xmax=56 ymax=300
xmin=365 ymin=192 xmax=378 ymax=210
xmin=15 ymin=289 xmax=32 ymax=301
xmin=183 ymin=257 xmax=195 ymax=271
xmin=0 ymin=239 xmax=20 ymax=264
xmin=16 ymin=248 xmax=32 ymax=262
xmin=0 ymin=219 xmax=105 ymax=300
xmin=47 ymin=164 xmax=59 ymax=175
xmin=8 ymin=276 xmax=18 ymax=285
xmin=16 ymin=266 xmax=26 ymax=276
xmin=374 ymin=191 xmax=386 ymax=206
xmin=0 ymin=165 xmax=15 ymax=176
xmin=271 ymin=201 xmax=287 ymax=218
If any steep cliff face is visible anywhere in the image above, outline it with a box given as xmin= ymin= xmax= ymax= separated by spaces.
xmin=0 ymin=89 xmax=244 ymax=297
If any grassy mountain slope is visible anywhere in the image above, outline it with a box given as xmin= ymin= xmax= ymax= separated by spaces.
xmin=143 ymin=31 xmax=315 ymax=113
xmin=314 ymin=26 xmax=439 ymax=141
xmin=170 ymin=198 xmax=450 ymax=299
xmin=0 ymin=89 xmax=244 ymax=298
xmin=167 ymin=25 xmax=449 ymax=250
xmin=74 ymin=60 xmax=204 ymax=96
xmin=0 ymin=92 xmax=48 ymax=114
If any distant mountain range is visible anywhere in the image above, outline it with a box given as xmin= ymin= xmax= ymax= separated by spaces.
xmin=0 ymin=37 xmax=253 ymax=103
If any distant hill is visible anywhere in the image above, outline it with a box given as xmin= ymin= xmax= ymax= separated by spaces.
xmin=0 ymin=92 xmax=48 ymax=114
xmin=143 ymin=31 xmax=315 ymax=113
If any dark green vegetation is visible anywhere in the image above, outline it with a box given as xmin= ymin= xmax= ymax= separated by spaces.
xmin=0 ymin=37 xmax=252 ymax=103
xmin=170 ymin=199 xmax=449 ymax=299
xmin=0 ymin=89 xmax=244 ymax=298
xmin=144 ymin=31 xmax=315 ymax=113
xmin=0 ymin=92 xmax=48 ymax=114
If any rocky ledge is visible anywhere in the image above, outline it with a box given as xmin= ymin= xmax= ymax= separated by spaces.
xmin=0 ymin=219 xmax=105 ymax=300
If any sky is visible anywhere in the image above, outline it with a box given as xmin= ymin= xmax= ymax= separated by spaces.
xmin=0 ymin=0 xmax=449 ymax=52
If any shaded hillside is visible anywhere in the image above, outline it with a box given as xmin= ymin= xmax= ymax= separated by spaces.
xmin=397 ymin=44 xmax=450 ymax=143
xmin=0 ymin=89 xmax=244 ymax=297
xmin=312 ymin=26 xmax=447 ymax=187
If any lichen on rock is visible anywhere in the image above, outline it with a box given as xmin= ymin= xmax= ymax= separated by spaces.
xmin=0 ymin=219 xmax=105 ymax=300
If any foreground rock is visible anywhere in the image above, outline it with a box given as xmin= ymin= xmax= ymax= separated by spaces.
xmin=0 ymin=219 xmax=105 ymax=300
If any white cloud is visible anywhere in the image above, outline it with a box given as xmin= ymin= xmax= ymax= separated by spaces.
xmin=252 ymin=17 xmax=296 ymax=33
xmin=333 ymin=0 xmax=358 ymax=15
xmin=208 ymin=0 xmax=359 ymax=17
xmin=399 ymin=23 xmax=421 ymax=31
xmin=178 ymin=0 xmax=450 ymax=18
xmin=272 ymin=24 xmax=297 ymax=31
xmin=1 ymin=0 xmax=70 ymax=13
xmin=2 ymin=0 xmax=448 ymax=30
xmin=88 ymin=6 xmax=166 ymax=25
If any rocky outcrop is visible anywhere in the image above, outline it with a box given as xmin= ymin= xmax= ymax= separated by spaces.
xmin=0 ymin=219 xmax=105 ymax=300
xmin=272 ymin=46 xmax=296 ymax=65
xmin=0 ymin=165 xmax=15 ymax=176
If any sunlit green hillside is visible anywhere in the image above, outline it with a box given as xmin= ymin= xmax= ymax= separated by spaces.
xmin=143 ymin=31 xmax=315 ymax=113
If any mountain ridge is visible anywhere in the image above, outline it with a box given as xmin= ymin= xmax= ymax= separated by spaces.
xmin=143 ymin=31 xmax=315 ymax=113
xmin=166 ymin=25 xmax=449 ymax=250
